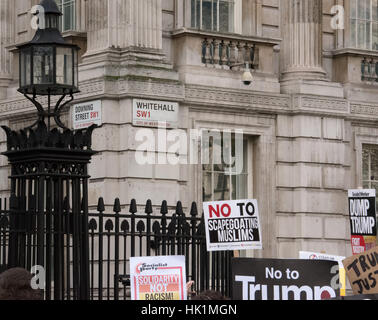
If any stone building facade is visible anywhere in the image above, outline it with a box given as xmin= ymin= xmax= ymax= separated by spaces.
xmin=0 ymin=0 xmax=377 ymax=260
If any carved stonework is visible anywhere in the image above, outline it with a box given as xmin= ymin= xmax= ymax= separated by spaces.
xmin=351 ymin=103 xmax=378 ymax=116
xmin=292 ymin=95 xmax=349 ymax=113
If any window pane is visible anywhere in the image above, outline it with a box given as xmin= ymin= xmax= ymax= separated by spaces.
xmin=358 ymin=0 xmax=366 ymax=19
xmin=366 ymin=0 xmax=371 ymax=20
xmin=219 ymin=0 xmax=234 ymax=33
xmin=213 ymin=173 xmax=230 ymax=201
xmin=213 ymin=0 xmax=218 ymax=31
xmin=363 ymin=148 xmax=370 ymax=182
xmin=371 ymin=148 xmax=378 ymax=180
xmin=373 ymin=0 xmax=378 ymax=21
xmin=202 ymin=0 xmax=213 ymax=31
xmin=351 ymin=0 xmax=357 ymax=18
xmin=373 ymin=22 xmax=378 ymax=49
xmin=203 ymin=172 xmax=213 ymax=202
xmin=232 ymin=174 xmax=248 ymax=200
xmin=366 ymin=21 xmax=371 ymax=49
xmin=358 ymin=22 xmax=366 ymax=48
xmin=351 ymin=19 xmax=357 ymax=47
xmin=191 ymin=0 xmax=197 ymax=27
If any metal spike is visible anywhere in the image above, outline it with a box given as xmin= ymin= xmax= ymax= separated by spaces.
xmin=160 ymin=200 xmax=168 ymax=215
xmin=176 ymin=201 xmax=183 ymax=215
xmin=97 ymin=197 xmax=105 ymax=212
xmin=145 ymin=199 xmax=153 ymax=214
xmin=129 ymin=199 xmax=137 ymax=214
xmin=113 ymin=198 xmax=121 ymax=213
xmin=190 ymin=202 xmax=198 ymax=217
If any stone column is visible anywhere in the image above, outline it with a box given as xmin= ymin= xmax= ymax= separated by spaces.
xmin=0 ymin=0 xmax=14 ymax=99
xmin=86 ymin=0 xmax=162 ymax=53
xmin=281 ymin=0 xmax=326 ymax=81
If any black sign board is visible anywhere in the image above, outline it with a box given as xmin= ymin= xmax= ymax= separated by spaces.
xmin=232 ymin=258 xmax=340 ymax=300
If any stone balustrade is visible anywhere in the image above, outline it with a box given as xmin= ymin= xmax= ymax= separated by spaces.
xmin=201 ymin=37 xmax=259 ymax=71
xmin=361 ymin=57 xmax=378 ymax=82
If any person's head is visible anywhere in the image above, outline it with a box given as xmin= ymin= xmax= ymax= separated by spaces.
xmin=0 ymin=268 xmax=43 ymax=300
xmin=191 ymin=290 xmax=230 ymax=300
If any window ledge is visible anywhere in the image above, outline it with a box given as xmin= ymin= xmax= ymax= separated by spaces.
xmin=171 ymin=28 xmax=281 ymax=47
xmin=331 ymin=48 xmax=378 ymax=58
xmin=61 ymin=30 xmax=87 ymax=41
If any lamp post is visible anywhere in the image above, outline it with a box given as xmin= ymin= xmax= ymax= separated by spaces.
xmin=1 ymin=0 xmax=96 ymax=300
xmin=18 ymin=0 xmax=79 ymax=130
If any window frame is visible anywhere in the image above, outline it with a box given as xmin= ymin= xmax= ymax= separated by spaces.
xmin=202 ymin=135 xmax=253 ymax=202
xmin=56 ymin=0 xmax=76 ymax=32
xmin=349 ymin=0 xmax=378 ymax=50
xmin=362 ymin=144 xmax=378 ymax=188
xmin=190 ymin=0 xmax=242 ymax=34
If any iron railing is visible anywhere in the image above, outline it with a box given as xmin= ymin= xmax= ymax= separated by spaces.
xmin=0 ymin=196 xmax=233 ymax=300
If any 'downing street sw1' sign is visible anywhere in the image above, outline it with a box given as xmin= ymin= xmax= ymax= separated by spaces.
xmin=203 ymin=200 xmax=262 ymax=252
xmin=72 ymin=100 xmax=102 ymax=130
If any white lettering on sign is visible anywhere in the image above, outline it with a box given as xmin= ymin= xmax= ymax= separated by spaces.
xmin=133 ymin=99 xmax=179 ymax=128
xmin=72 ymin=100 xmax=102 ymax=130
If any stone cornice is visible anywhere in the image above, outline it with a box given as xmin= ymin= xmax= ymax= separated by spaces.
xmin=171 ymin=28 xmax=282 ymax=47
xmin=185 ymin=85 xmax=290 ymax=113
xmin=2 ymin=79 xmax=378 ymax=122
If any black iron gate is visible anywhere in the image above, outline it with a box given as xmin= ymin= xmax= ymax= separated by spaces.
xmin=87 ymin=198 xmax=233 ymax=300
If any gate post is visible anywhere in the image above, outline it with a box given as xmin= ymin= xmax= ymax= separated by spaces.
xmin=0 ymin=0 xmax=98 ymax=300
xmin=1 ymin=123 xmax=97 ymax=300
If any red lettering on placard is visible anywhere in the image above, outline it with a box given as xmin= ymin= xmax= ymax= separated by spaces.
xmin=208 ymin=204 xmax=231 ymax=218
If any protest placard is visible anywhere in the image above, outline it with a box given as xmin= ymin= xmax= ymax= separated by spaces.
xmin=130 ymin=255 xmax=187 ymax=301
xmin=348 ymin=189 xmax=377 ymax=254
xmin=343 ymin=246 xmax=378 ymax=295
xmin=232 ymin=258 xmax=340 ymax=300
xmin=203 ymin=199 xmax=262 ymax=252
xmin=299 ymin=251 xmax=348 ymax=296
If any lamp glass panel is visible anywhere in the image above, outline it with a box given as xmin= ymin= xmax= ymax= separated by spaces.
xmin=56 ymin=47 xmax=73 ymax=86
xmin=20 ymin=49 xmax=31 ymax=87
xmin=33 ymin=46 xmax=54 ymax=85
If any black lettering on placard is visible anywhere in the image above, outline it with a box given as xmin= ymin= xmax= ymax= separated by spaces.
xmin=347 ymin=259 xmax=361 ymax=277
xmin=236 ymin=202 xmax=255 ymax=217
xmin=359 ymin=255 xmax=371 ymax=273
xmin=347 ymin=252 xmax=378 ymax=294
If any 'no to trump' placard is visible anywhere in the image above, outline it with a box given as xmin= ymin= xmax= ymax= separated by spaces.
xmin=203 ymin=200 xmax=262 ymax=252
xmin=232 ymin=258 xmax=340 ymax=300
xmin=130 ymin=255 xmax=187 ymax=301
xmin=348 ymin=189 xmax=377 ymax=255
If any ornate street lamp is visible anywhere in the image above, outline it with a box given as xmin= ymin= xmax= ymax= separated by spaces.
xmin=1 ymin=0 xmax=95 ymax=300
xmin=17 ymin=0 xmax=79 ymax=130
